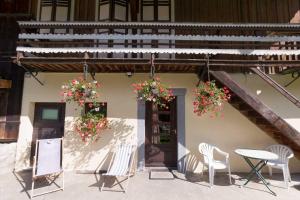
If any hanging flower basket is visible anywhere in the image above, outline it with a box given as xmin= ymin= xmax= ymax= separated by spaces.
xmin=61 ymin=76 xmax=100 ymax=107
xmin=132 ymin=77 xmax=174 ymax=107
xmin=193 ymin=80 xmax=231 ymax=117
xmin=74 ymin=112 xmax=108 ymax=143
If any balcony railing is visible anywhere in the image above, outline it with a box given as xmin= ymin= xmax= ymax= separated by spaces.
xmin=16 ymin=21 xmax=300 ymax=73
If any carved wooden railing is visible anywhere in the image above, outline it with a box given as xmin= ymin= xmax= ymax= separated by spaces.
xmin=15 ymin=21 xmax=300 ymax=76
xmin=17 ymin=22 xmax=300 ymax=58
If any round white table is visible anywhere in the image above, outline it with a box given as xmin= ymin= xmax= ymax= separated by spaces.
xmin=235 ymin=149 xmax=279 ymax=196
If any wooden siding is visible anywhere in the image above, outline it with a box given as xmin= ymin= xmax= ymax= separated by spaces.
xmin=175 ymin=0 xmax=300 ymax=23
xmin=0 ymin=14 xmax=28 ymax=142
xmin=0 ymin=0 xmax=30 ymax=13
xmin=74 ymin=0 xmax=96 ymax=21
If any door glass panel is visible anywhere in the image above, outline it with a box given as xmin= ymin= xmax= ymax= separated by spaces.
xmin=42 ymin=108 xmax=59 ymax=120
xmin=159 ymin=114 xmax=170 ymax=122
xmin=159 ymin=124 xmax=171 ymax=144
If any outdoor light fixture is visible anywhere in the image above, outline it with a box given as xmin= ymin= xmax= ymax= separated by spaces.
xmin=126 ymin=72 xmax=133 ymax=78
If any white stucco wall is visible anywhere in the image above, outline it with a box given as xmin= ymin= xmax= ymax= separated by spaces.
xmin=15 ymin=73 xmax=300 ymax=173
xmin=231 ymin=73 xmax=300 ymax=132
xmin=0 ymin=143 xmax=17 ymax=175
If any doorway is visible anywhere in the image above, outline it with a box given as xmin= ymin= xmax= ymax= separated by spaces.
xmin=145 ymin=98 xmax=177 ymax=168
xmin=30 ymin=103 xmax=66 ymax=162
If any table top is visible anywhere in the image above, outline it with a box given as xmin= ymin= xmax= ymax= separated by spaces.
xmin=235 ymin=149 xmax=278 ymax=161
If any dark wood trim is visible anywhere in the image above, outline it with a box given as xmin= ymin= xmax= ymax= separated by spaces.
xmin=0 ymin=139 xmax=18 ymax=143
xmin=16 ymin=57 xmax=300 ymax=65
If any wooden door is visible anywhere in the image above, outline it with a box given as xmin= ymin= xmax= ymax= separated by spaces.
xmin=0 ymin=90 xmax=8 ymax=139
xmin=30 ymin=103 xmax=66 ymax=162
xmin=145 ymin=98 xmax=177 ymax=168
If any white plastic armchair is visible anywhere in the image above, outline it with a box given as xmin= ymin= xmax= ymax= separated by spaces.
xmin=199 ymin=143 xmax=232 ymax=187
xmin=265 ymin=144 xmax=294 ymax=188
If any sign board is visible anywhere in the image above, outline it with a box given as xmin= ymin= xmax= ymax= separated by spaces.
xmin=0 ymin=79 xmax=12 ymax=89
xmin=36 ymin=138 xmax=62 ymax=176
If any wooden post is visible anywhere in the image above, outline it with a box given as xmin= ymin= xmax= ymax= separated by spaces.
xmin=0 ymin=79 xmax=12 ymax=89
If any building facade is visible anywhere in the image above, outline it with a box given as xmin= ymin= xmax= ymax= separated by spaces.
xmin=1 ymin=0 xmax=300 ymax=174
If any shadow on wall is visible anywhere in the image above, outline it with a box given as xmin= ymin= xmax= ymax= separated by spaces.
xmin=63 ymin=118 xmax=134 ymax=172
xmin=15 ymin=141 xmax=32 ymax=170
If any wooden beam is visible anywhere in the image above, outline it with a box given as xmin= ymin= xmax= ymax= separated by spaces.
xmin=0 ymin=79 xmax=12 ymax=89
xmin=16 ymin=57 xmax=300 ymax=66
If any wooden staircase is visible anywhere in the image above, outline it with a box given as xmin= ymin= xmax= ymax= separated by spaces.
xmin=210 ymin=71 xmax=300 ymax=158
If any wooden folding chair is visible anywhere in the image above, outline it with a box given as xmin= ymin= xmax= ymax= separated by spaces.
xmin=31 ymin=138 xmax=64 ymax=199
xmin=101 ymin=143 xmax=137 ymax=193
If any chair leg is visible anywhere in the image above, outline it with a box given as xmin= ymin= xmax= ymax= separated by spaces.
xmin=31 ymin=178 xmax=35 ymax=199
xmin=286 ymin=167 xmax=292 ymax=182
xmin=228 ymin=164 xmax=232 ymax=185
xmin=62 ymin=171 xmax=65 ymax=191
xmin=124 ymin=176 xmax=130 ymax=193
xmin=201 ymin=164 xmax=205 ymax=177
xmin=100 ymin=176 xmax=106 ymax=192
xmin=282 ymin=166 xmax=289 ymax=189
xmin=208 ymin=167 xmax=214 ymax=188
xmin=268 ymin=166 xmax=272 ymax=177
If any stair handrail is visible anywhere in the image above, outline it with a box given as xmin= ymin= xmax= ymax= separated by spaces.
xmin=250 ymin=67 xmax=300 ymax=108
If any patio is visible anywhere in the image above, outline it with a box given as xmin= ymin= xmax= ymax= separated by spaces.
xmin=1 ymin=170 xmax=300 ymax=200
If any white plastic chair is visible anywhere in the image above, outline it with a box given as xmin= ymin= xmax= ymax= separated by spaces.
xmin=199 ymin=143 xmax=232 ymax=187
xmin=101 ymin=143 xmax=137 ymax=193
xmin=265 ymin=144 xmax=294 ymax=188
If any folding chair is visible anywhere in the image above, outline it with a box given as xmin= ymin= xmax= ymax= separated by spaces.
xmin=31 ymin=138 xmax=64 ymax=199
xmin=101 ymin=143 xmax=137 ymax=193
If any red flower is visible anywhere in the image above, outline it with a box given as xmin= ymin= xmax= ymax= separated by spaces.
xmin=193 ymin=80 xmax=230 ymax=118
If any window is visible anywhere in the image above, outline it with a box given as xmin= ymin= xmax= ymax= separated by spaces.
xmin=42 ymin=108 xmax=59 ymax=120
xmin=40 ymin=0 xmax=71 ymax=21
xmin=84 ymin=102 xmax=107 ymax=117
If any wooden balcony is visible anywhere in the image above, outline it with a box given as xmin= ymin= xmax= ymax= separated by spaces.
xmin=16 ymin=21 xmax=300 ymax=73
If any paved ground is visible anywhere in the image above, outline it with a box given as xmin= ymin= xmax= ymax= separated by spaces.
xmin=1 ymin=170 xmax=299 ymax=200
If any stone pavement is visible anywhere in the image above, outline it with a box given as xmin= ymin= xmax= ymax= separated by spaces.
xmin=1 ymin=170 xmax=299 ymax=200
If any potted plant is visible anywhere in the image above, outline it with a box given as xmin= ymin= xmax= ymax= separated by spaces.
xmin=193 ymin=80 xmax=230 ymax=117
xmin=74 ymin=112 xmax=108 ymax=143
xmin=61 ymin=76 xmax=100 ymax=107
xmin=132 ymin=77 xmax=174 ymax=107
